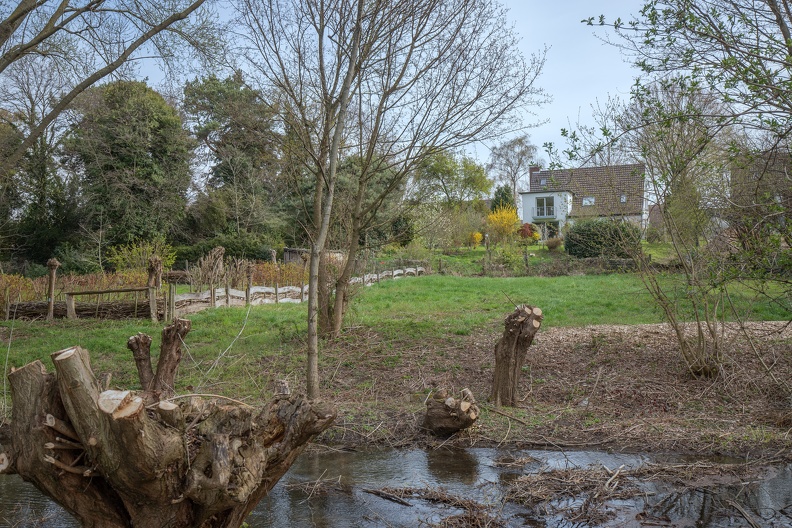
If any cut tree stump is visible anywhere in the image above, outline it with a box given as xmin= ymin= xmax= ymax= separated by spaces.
xmin=0 ymin=318 xmax=336 ymax=528
xmin=490 ymin=304 xmax=543 ymax=407
xmin=423 ymin=388 xmax=479 ymax=437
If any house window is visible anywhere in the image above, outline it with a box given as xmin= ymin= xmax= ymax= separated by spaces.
xmin=582 ymin=196 xmax=595 ymax=206
xmin=539 ymin=178 xmax=547 ymax=186
xmin=535 ymin=196 xmax=555 ymax=217
xmin=620 ymin=194 xmax=627 ymax=203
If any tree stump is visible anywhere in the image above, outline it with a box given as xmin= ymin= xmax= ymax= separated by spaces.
xmin=422 ymin=388 xmax=479 ymax=437
xmin=0 ymin=318 xmax=336 ymax=528
xmin=490 ymin=304 xmax=543 ymax=407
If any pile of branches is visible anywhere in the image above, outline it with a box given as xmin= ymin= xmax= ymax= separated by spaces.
xmin=504 ymin=461 xmax=768 ymax=526
xmin=379 ymin=487 xmax=507 ymax=528
xmin=505 ymin=466 xmax=637 ymax=525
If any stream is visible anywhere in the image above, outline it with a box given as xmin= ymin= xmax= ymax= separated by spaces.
xmin=1 ymin=448 xmax=791 ymax=527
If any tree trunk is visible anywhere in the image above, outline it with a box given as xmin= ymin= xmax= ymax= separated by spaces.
xmin=330 ymin=213 xmax=362 ymax=338
xmin=490 ymin=305 xmax=543 ymax=407
xmin=0 ymin=319 xmax=335 ymax=528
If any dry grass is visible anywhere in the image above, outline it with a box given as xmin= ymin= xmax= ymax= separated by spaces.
xmin=314 ymin=321 xmax=792 ymax=457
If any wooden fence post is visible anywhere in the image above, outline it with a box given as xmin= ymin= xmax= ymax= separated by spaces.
xmin=246 ymin=263 xmax=253 ymax=306
xmin=168 ymin=283 xmax=176 ymax=322
xmin=225 ymin=276 xmax=231 ymax=307
xmin=209 ymin=282 xmax=216 ymax=308
xmin=65 ymin=294 xmax=76 ymax=319
xmin=147 ymin=256 xmax=162 ymax=323
xmin=4 ymin=286 xmax=9 ymax=320
xmin=148 ymin=287 xmax=158 ymax=323
xmin=46 ymin=258 xmax=60 ymax=321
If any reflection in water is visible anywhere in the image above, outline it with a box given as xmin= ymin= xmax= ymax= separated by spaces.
xmin=0 ymin=476 xmax=79 ymax=528
xmin=1 ymin=449 xmax=791 ymax=527
xmin=426 ymin=447 xmax=479 ymax=485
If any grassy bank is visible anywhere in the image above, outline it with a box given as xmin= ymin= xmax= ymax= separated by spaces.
xmin=1 ymin=273 xmax=790 ymax=456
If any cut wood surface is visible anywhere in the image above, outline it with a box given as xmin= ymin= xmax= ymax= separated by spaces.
xmin=423 ymin=388 xmax=480 ymax=437
xmin=490 ymin=305 xmax=543 ymax=407
xmin=3 ymin=318 xmax=336 ymax=528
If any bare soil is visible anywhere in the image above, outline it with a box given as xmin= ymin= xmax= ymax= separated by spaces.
xmin=315 ymin=320 xmax=792 ymax=459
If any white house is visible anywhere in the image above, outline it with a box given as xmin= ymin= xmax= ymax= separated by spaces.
xmin=520 ymin=163 xmax=647 ymax=237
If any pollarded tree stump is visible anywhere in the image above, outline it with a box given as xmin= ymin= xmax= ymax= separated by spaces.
xmin=490 ymin=304 xmax=543 ymax=407
xmin=423 ymin=388 xmax=480 ymax=437
xmin=0 ymin=318 xmax=336 ymax=528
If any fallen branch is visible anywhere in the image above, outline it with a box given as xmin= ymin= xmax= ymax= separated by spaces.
xmin=362 ymin=488 xmax=413 ymax=506
xmin=726 ymin=499 xmax=762 ymax=528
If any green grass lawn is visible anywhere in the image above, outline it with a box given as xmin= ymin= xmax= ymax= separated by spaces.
xmin=346 ymin=274 xmax=660 ymax=339
xmin=1 ymin=272 xmax=788 ymax=416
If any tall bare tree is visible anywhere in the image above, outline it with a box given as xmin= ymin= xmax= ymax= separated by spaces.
xmin=488 ymin=134 xmax=541 ymax=203
xmin=237 ymin=0 xmax=547 ymax=389
xmin=238 ymin=0 xmax=364 ymax=398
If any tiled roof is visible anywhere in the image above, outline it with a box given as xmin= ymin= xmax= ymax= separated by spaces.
xmin=526 ymin=163 xmax=646 ymax=217
xmin=729 ymin=151 xmax=792 ymax=209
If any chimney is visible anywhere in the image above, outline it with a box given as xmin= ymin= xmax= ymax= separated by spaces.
xmin=528 ymin=165 xmax=541 ymax=192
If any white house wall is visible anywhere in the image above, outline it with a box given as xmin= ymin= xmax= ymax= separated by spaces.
xmin=520 ymin=191 xmax=572 ymax=226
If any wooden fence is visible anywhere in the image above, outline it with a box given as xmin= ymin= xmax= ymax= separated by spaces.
xmin=173 ymin=266 xmax=426 ymax=314
xmin=4 ymin=264 xmax=426 ymax=321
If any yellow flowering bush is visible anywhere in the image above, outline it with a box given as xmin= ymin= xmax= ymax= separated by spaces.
xmin=486 ymin=206 xmax=521 ymax=244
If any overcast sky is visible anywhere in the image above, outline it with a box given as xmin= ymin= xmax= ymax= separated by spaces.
xmin=489 ymin=0 xmax=645 ymax=164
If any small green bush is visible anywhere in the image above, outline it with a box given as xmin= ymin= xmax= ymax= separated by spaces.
xmin=107 ymin=236 xmax=177 ymax=271
xmin=545 ymin=237 xmax=563 ymax=252
xmin=565 ymin=220 xmax=641 ymax=259
xmin=492 ymin=245 xmax=524 ymax=274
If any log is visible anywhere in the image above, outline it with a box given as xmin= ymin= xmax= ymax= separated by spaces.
xmin=4 ymin=321 xmax=336 ymax=528
xmin=490 ymin=304 xmax=543 ymax=407
xmin=422 ymin=388 xmax=480 ymax=437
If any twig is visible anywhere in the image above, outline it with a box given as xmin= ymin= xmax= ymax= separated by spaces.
xmin=481 ymin=404 xmax=531 ymax=426
xmin=604 ymin=464 xmax=624 ymax=490
xmin=501 ymin=291 xmax=520 ymax=309
xmin=43 ymin=455 xmax=92 ymax=477
xmin=726 ymin=499 xmax=762 ymax=528
xmin=197 ymin=305 xmax=252 ymax=390
xmin=151 ymin=393 xmax=254 ymax=408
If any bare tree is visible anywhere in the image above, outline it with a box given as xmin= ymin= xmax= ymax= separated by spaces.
xmin=0 ymin=0 xmax=218 ymax=178
xmin=618 ymin=81 xmax=738 ymax=377
xmin=488 ymin=134 xmax=541 ymax=203
xmin=237 ymin=0 xmax=548 ymax=393
xmin=238 ymin=0 xmax=364 ymax=398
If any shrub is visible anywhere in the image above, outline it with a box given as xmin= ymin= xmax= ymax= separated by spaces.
xmin=546 ymin=237 xmax=563 ymax=252
xmin=486 ymin=206 xmax=520 ymax=244
xmin=565 ymin=220 xmax=641 ymax=259
xmin=468 ymin=231 xmax=483 ymax=248
xmin=490 ymin=245 xmax=524 ymax=275
xmin=107 ymin=236 xmax=177 ymax=271
xmin=174 ymin=233 xmax=276 ymax=264
xmin=518 ymin=223 xmax=541 ymax=246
